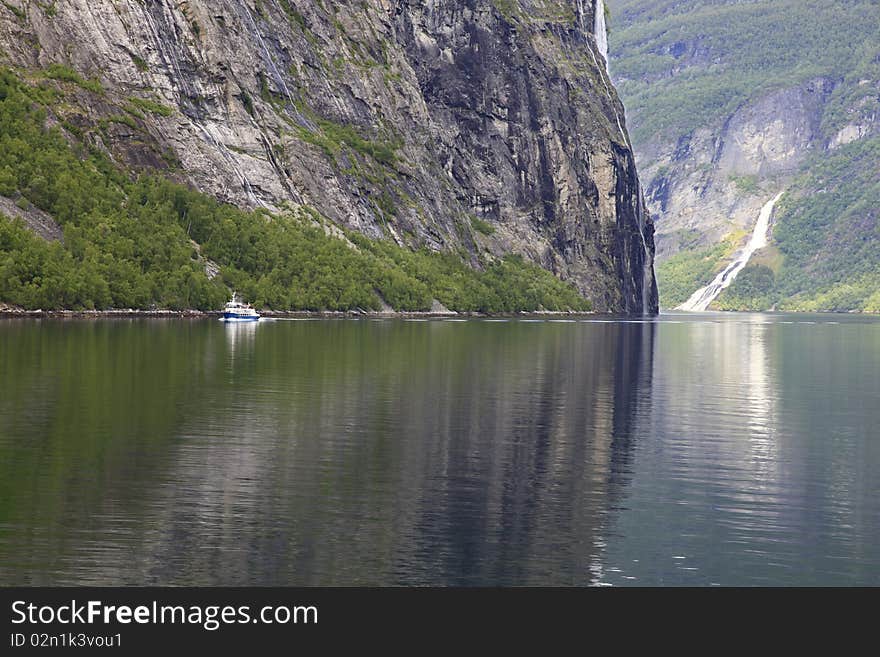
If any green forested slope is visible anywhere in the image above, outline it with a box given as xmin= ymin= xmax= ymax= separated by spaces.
xmin=609 ymin=0 xmax=879 ymax=144
xmin=0 ymin=68 xmax=589 ymax=313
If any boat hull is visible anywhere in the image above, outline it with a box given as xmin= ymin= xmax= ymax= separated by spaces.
xmin=221 ymin=313 xmax=260 ymax=322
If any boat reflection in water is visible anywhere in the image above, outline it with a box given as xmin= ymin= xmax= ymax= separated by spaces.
xmin=223 ymin=317 xmax=259 ymax=360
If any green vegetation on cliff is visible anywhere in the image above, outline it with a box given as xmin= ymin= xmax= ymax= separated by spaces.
xmin=0 ymin=68 xmax=590 ymax=313
xmin=656 ymin=235 xmax=739 ymax=308
xmin=608 ymin=0 xmax=879 ymax=144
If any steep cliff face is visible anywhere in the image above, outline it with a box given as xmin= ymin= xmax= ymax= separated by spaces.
xmin=0 ymin=0 xmax=657 ymax=314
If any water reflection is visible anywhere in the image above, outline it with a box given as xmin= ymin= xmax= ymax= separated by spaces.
xmin=223 ymin=318 xmax=259 ymax=356
xmin=1 ymin=315 xmax=878 ymax=585
xmin=742 ymin=315 xmax=779 ymax=490
xmin=0 ymin=319 xmax=655 ymax=585
xmin=598 ymin=313 xmax=880 ymax=586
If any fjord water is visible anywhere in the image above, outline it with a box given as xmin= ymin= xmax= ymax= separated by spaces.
xmin=0 ymin=315 xmax=878 ymax=586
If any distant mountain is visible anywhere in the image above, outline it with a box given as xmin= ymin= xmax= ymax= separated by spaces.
xmin=0 ymin=1 xmax=657 ymax=314
xmin=607 ymin=0 xmax=880 ymax=311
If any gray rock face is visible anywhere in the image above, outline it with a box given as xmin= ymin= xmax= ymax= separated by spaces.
xmin=0 ymin=197 xmax=62 ymax=242
xmin=640 ymin=79 xmax=836 ymax=259
xmin=0 ymin=0 xmax=657 ymax=314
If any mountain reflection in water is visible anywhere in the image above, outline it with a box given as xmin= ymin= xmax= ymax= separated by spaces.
xmin=0 ymin=314 xmax=877 ymax=585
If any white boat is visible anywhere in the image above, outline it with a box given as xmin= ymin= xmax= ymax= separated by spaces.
xmin=221 ymin=292 xmax=260 ymax=322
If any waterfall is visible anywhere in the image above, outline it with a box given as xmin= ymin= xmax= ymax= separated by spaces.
xmin=142 ymin=3 xmax=187 ymax=91
xmin=677 ymin=191 xmax=784 ymax=312
xmin=634 ymin=218 xmax=651 ymax=316
xmin=575 ymin=0 xmax=587 ymax=32
xmin=193 ymin=122 xmax=263 ymax=207
xmin=578 ymin=0 xmax=625 ymax=147
xmin=594 ymin=0 xmax=609 ymax=72
xmin=578 ymin=2 xmax=648 ymax=314
xmin=583 ymin=33 xmax=627 ymax=147
xmin=637 ymin=187 xmax=653 ymax=316
xmin=584 ymin=0 xmax=647 ymax=314
xmin=238 ymin=2 xmax=295 ymax=106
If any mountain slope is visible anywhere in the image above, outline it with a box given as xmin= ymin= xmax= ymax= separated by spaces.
xmin=0 ymin=65 xmax=591 ymax=313
xmin=0 ymin=0 xmax=658 ymax=314
xmin=607 ymin=0 xmax=879 ymax=311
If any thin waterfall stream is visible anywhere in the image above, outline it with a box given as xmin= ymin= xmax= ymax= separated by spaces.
xmin=594 ymin=0 xmax=609 ymax=71
xmin=677 ymin=191 xmax=784 ymax=312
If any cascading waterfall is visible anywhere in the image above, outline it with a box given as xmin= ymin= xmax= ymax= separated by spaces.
xmin=594 ymin=0 xmax=609 ymax=72
xmin=238 ymin=2 xmax=295 ymax=105
xmin=677 ymin=191 xmax=785 ymax=312
xmin=235 ymin=0 xmax=313 ymax=129
xmin=141 ymin=3 xmax=187 ymax=91
xmin=193 ymin=122 xmax=262 ymax=207
xmin=636 ymin=188 xmax=652 ymax=316
xmin=574 ymin=0 xmax=588 ymax=32
xmin=579 ymin=2 xmax=627 ymax=147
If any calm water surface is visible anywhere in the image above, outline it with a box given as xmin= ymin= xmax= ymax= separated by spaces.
xmin=1 ymin=314 xmax=878 ymax=585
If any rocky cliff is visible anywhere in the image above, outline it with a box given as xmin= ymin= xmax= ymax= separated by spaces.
xmin=642 ymin=79 xmax=836 ymax=260
xmin=0 ymin=0 xmax=657 ymax=314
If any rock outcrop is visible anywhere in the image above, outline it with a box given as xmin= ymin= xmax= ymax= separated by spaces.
xmin=0 ymin=196 xmax=62 ymax=242
xmin=642 ymin=79 xmax=837 ymax=259
xmin=0 ymin=0 xmax=657 ymax=313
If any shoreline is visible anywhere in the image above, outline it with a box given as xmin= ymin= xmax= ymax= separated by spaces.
xmin=1 ymin=308 xmax=877 ymax=319
xmin=0 ymin=307 xmax=600 ymax=320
